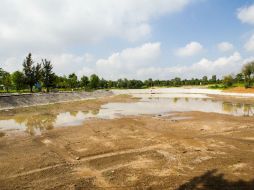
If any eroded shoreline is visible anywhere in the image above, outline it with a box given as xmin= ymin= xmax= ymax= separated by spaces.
xmin=0 ymin=90 xmax=113 ymax=110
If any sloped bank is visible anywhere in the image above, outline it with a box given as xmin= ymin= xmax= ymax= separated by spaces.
xmin=0 ymin=90 xmax=113 ymax=110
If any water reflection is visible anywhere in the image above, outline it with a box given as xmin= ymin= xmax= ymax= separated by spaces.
xmin=0 ymin=132 xmax=5 ymax=137
xmin=101 ymin=98 xmax=254 ymax=117
xmin=173 ymin=97 xmax=179 ymax=103
xmin=0 ymin=97 xmax=253 ymax=136
xmin=91 ymin=109 xmax=99 ymax=115
xmin=0 ymin=110 xmax=100 ymax=135
xmin=222 ymin=102 xmax=254 ymax=116
xmin=70 ymin=111 xmax=78 ymax=117
xmin=222 ymin=102 xmax=235 ymax=113
xmin=243 ymin=104 xmax=254 ymax=116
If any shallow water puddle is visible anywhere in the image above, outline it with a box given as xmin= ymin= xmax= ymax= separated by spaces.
xmin=0 ymin=96 xmax=253 ymax=136
xmin=102 ymin=98 xmax=254 ymax=116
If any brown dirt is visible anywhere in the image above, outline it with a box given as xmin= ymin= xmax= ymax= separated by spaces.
xmin=0 ymin=96 xmax=254 ymax=189
xmin=223 ymin=87 xmax=254 ymax=93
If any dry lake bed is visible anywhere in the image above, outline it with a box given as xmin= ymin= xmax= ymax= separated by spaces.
xmin=0 ymin=88 xmax=254 ymax=189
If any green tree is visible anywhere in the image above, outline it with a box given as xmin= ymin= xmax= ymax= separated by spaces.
xmin=34 ymin=63 xmax=42 ymax=82
xmin=0 ymin=68 xmax=4 ymax=85
xmin=242 ymin=62 xmax=253 ymax=88
xmin=34 ymin=63 xmax=42 ymax=91
xmin=236 ymin=73 xmax=244 ymax=83
xmin=68 ymin=73 xmax=78 ymax=88
xmin=172 ymin=77 xmax=181 ymax=86
xmin=80 ymin=76 xmax=89 ymax=88
xmin=2 ymin=72 xmax=12 ymax=92
xmin=202 ymin=76 xmax=208 ymax=85
xmin=117 ymin=79 xmax=123 ymax=88
xmin=211 ymin=75 xmax=217 ymax=84
xmin=123 ymin=78 xmax=128 ymax=88
xmin=23 ymin=53 xmax=35 ymax=92
xmin=128 ymin=80 xmax=143 ymax=89
xmin=108 ymin=80 xmax=114 ymax=88
xmin=144 ymin=78 xmax=153 ymax=87
xmin=90 ymin=74 xmax=100 ymax=89
xmin=99 ymin=78 xmax=108 ymax=88
xmin=41 ymin=59 xmax=55 ymax=93
xmin=223 ymin=75 xmax=234 ymax=87
xmin=11 ymin=71 xmax=25 ymax=91
xmin=56 ymin=75 xmax=69 ymax=88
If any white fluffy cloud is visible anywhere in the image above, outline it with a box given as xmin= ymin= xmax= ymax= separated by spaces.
xmin=0 ymin=0 xmax=194 ymax=75
xmin=217 ymin=42 xmax=234 ymax=52
xmin=244 ymin=34 xmax=254 ymax=52
xmin=0 ymin=0 xmax=191 ymax=53
xmin=48 ymin=53 xmax=95 ymax=76
xmin=48 ymin=42 xmax=161 ymax=79
xmin=1 ymin=57 xmax=22 ymax=72
xmin=237 ymin=4 xmax=254 ymax=25
xmin=138 ymin=52 xmax=243 ymax=79
xmin=95 ymin=42 xmax=161 ymax=79
xmin=237 ymin=4 xmax=254 ymax=52
xmin=175 ymin=41 xmax=203 ymax=57
xmin=79 ymin=49 xmax=245 ymax=80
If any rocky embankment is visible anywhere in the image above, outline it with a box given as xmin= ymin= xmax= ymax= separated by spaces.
xmin=0 ymin=90 xmax=113 ymax=110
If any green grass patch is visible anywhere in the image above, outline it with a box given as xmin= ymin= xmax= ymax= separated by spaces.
xmin=208 ymin=84 xmax=226 ymax=89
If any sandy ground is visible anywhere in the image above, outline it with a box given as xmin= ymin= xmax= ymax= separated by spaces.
xmin=0 ymin=95 xmax=254 ymax=189
xmin=224 ymin=87 xmax=254 ymax=94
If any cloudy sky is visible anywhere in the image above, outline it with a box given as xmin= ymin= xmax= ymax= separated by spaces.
xmin=1 ymin=0 xmax=254 ymax=80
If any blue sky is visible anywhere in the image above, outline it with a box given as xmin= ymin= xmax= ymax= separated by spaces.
xmin=1 ymin=0 xmax=254 ymax=79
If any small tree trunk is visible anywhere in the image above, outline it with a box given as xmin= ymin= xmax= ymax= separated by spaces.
xmin=47 ymin=87 xmax=49 ymax=93
xmin=30 ymin=85 xmax=33 ymax=93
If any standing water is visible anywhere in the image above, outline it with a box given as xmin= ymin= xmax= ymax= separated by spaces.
xmin=0 ymin=88 xmax=253 ymax=136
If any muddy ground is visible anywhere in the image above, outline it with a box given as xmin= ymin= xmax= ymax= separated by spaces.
xmin=0 ymin=95 xmax=254 ymax=189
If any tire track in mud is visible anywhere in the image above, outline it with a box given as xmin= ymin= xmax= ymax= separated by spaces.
xmin=1 ymin=143 xmax=170 ymax=181
xmin=1 ymin=163 xmax=66 ymax=180
xmin=41 ymin=138 xmax=166 ymax=164
xmin=77 ymin=144 xmax=164 ymax=162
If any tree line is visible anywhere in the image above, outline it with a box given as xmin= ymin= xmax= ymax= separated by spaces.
xmin=0 ymin=53 xmax=254 ymax=93
xmin=0 ymin=53 xmax=55 ymax=93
